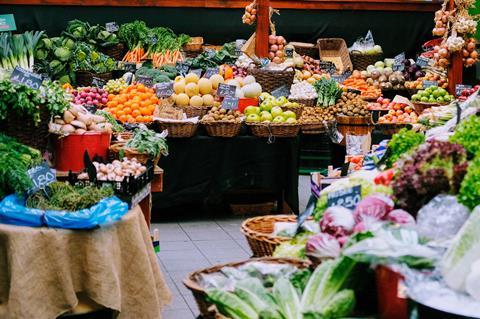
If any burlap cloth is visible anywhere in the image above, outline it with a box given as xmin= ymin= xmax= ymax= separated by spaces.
xmin=0 ymin=206 xmax=172 ymax=319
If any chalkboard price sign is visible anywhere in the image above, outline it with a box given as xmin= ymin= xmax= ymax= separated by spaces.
xmin=91 ymin=77 xmax=106 ymax=88
xmin=136 ymin=75 xmax=153 ymax=87
xmin=105 ymin=22 xmax=119 ymax=33
xmin=190 ymin=69 xmax=203 ymax=78
xmin=392 ymin=63 xmax=405 ymax=72
xmin=221 ymin=96 xmax=239 ymax=110
xmin=319 ymin=61 xmax=336 ymax=74
xmin=203 ymin=67 xmax=219 ymax=78
xmin=271 ymin=84 xmax=290 ymax=98
xmin=124 ymin=62 xmax=136 ymax=73
xmin=156 ymin=82 xmax=174 ymax=98
xmin=327 ymin=185 xmax=361 ymax=210
xmin=217 ymin=83 xmax=236 ymax=97
xmin=176 ymin=62 xmax=190 ymax=76
xmin=27 ymin=162 xmax=56 ymax=194
xmin=10 ymin=66 xmax=43 ymax=89
xmin=394 ymin=52 xmax=406 ymax=64
xmin=285 ymin=47 xmax=294 ymax=58
xmin=423 ymin=80 xmax=438 ymax=88
xmin=416 ymin=56 xmax=430 ymax=68
xmin=455 ymin=84 xmax=472 ymax=97
xmin=331 ymin=71 xmax=352 ymax=84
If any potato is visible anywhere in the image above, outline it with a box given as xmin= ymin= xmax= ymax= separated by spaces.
xmin=77 ymin=113 xmax=93 ymax=126
xmin=71 ymin=120 xmax=87 ymax=130
xmin=61 ymin=124 xmax=76 ymax=134
xmin=63 ymin=111 xmax=75 ymax=124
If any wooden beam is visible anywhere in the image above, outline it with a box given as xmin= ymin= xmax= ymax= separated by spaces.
xmin=255 ymin=0 xmax=270 ymax=58
xmin=447 ymin=0 xmax=462 ymax=94
xmin=1 ymin=0 xmax=442 ymax=12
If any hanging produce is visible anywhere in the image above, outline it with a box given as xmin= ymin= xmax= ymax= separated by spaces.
xmin=242 ymin=1 xmax=257 ymax=25
xmin=268 ymin=34 xmax=287 ymax=64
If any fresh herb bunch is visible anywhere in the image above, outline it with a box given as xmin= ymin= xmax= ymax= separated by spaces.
xmin=42 ymin=80 xmax=71 ymax=116
xmin=313 ymin=78 xmax=343 ymax=107
xmin=458 ymin=156 xmax=480 ymax=210
xmin=26 ymin=181 xmax=114 ymax=211
xmin=0 ymin=134 xmax=43 ymax=199
xmin=384 ymin=128 xmax=425 ymax=168
xmin=450 ymin=114 xmax=480 ymax=158
xmin=125 ymin=127 xmax=168 ymax=158
xmin=188 ymin=42 xmax=237 ymax=69
xmin=118 ymin=20 xmax=149 ymax=51
xmin=0 ymin=80 xmax=44 ymax=124
xmin=392 ymin=140 xmax=469 ymax=214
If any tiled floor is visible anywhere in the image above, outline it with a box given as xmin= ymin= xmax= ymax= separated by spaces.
xmin=155 ymin=175 xmax=311 ymax=319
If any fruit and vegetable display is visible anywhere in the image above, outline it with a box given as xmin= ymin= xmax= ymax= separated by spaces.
xmin=103 ymin=78 xmax=128 ymax=94
xmin=71 ymin=86 xmax=109 ymax=107
xmin=242 ymin=1 xmax=257 ymax=25
xmin=381 ymin=128 xmax=425 ymax=168
xmin=343 ymin=75 xmax=382 ymax=99
xmin=201 ymin=107 xmax=243 ymax=123
xmin=418 ymin=104 xmax=456 ymax=128
xmin=411 ymin=86 xmax=453 ymax=104
xmin=123 ymin=126 xmax=169 ymax=158
xmin=368 ymin=97 xmax=391 ymax=110
xmin=49 ymin=104 xmax=113 ymax=134
xmin=404 ymin=69 xmax=449 ymax=90
xmin=105 ymin=83 xmax=157 ymax=123
xmin=332 ymin=91 xmax=370 ymax=117
xmin=172 ymin=72 xmax=217 ymax=108
xmin=294 ymin=69 xmax=328 ymax=84
xmin=77 ymin=158 xmax=147 ymax=182
xmin=457 ymin=84 xmax=479 ymax=101
xmin=377 ymin=101 xmax=418 ymax=124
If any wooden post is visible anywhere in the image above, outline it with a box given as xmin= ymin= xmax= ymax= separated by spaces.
xmin=255 ymin=0 xmax=270 ymax=57
xmin=447 ymin=0 xmax=462 ymax=94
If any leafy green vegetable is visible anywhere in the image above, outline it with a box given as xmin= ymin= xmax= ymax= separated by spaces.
xmin=26 ymin=181 xmax=114 ymax=211
xmin=450 ymin=115 xmax=480 ymax=157
xmin=0 ymin=31 xmax=44 ymax=71
xmin=381 ymin=128 xmax=425 ymax=168
xmin=0 ymin=80 xmax=44 ymax=125
xmin=118 ymin=20 xmax=149 ymax=51
xmin=272 ymin=277 xmax=301 ymax=319
xmin=289 ymin=268 xmax=312 ymax=293
xmin=458 ymin=156 xmax=480 ymax=210
xmin=188 ymin=42 xmax=237 ymax=69
xmin=313 ymin=78 xmax=343 ymax=107
xmin=273 ymin=232 xmax=312 ymax=259
xmin=95 ymin=110 xmax=124 ymax=132
xmin=125 ymin=127 xmax=168 ymax=158
xmin=303 ymin=289 xmax=356 ymax=319
xmin=207 ymin=289 xmax=258 ymax=319
xmin=42 ymin=80 xmax=71 ymax=116
xmin=235 ymin=278 xmax=278 ymax=314
xmin=0 ymin=134 xmax=42 ymax=199
xmin=136 ymin=66 xmax=172 ymax=83
xmin=72 ymin=42 xmax=116 ymax=74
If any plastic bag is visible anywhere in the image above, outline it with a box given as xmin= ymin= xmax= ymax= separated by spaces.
xmin=346 ymin=134 xmax=371 ymax=156
xmin=0 ymin=194 xmax=129 ymax=229
xmin=353 ymin=194 xmax=394 ymax=224
xmin=349 ymin=31 xmax=382 ymax=54
xmin=416 ymin=195 xmax=470 ymax=241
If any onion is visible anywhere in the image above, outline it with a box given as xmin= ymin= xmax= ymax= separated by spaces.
xmin=277 ymin=36 xmax=285 ymax=45
xmin=272 ymin=56 xmax=281 ymax=63
xmin=270 ymin=44 xmax=278 ymax=52
xmin=435 ymin=21 xmax=443 ymax=28
xmin=268 ymin=52 xmax=275 ymax=59
xmin=269 ymin=35 xmax=277 ymax=45
xmin=275 ymin=50 xmax=284 ymax=58
xmin=278 ymin=44 xmax=284 ymax=50
xmin=466 ymin=58 xmax=475 ymax=65
xmin=470 ymin=51 xmax=478 ymax=59
xmin=467 ymin=42 xmax=475 ymax=52
xmin=438 ymin=48 xmax=449 ymax=58
xmin=244 ymin=18 xmax=251 ymax=24
xmin=251 ymin=9 xmax=256 ymax=15
xmin=250 ymin=15 xmax=256 ymax=21
xmin=463 ymin=49 xmax=470 ymax=57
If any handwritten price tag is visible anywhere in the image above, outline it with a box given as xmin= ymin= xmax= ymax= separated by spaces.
xmin=10 ymin=66 xmax=43 ymax=89
xmin=105 ymin=22 xmax=119 ymax=32
xmin=221 ymin=96 xmax=239 ymax=110
xmin=217 ymin=83 xmax=236 ymax=97
xmin=27 ymin=162 xmax=56 ymax=194
xmin=327 ymin=185 xmax=361 ymax=210
xmin=156 ymin=82 xmax=174 ymax=98
xmin=136 ymin=75 xmax=153 ymax=87
xmin=203 ymin=67 xmax=219 ymax=78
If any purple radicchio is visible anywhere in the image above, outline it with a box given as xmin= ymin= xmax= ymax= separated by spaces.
xmin=319 ymin=206 xmax=355 ymax=237
xmin=305 ymin=233 xmax=341 ymax=258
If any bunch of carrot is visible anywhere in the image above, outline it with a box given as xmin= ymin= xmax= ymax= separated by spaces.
xmin=122 ymin=47 xmax=146 ymax=64
xmin=151 ymin=50 xmax=183 ymax=68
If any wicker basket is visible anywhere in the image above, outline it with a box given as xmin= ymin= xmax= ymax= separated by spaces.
xmin=281 ymin=105 xmax=304 ymax=119
xmin=247 ymin=122 xmax=300 ymax=138
xmin=1 ymin=106 xmax=50 ymax=152
xmin=202 ymin=121 xmax=243 ymax=137
xmin=350 ymin=50 xmax=383 ymax=71
xmin=109 ymin=143 xmax=160 ymax=166
xmin=412 ymin=102 xmax=447 ymax=115
xmin=317 ymin=38 xmax=353 ymax=73
xmin=241 ymin=214 xmax=298 ymax=257
xmin=301 ymin=121 xmax=328 ymax=134
xmin=375 ymin=123 xmax=410 ymax=135
xmin=179 ymin=105 xmax=211 ymax=119
xmin=75 ymin=70 xmax=112 ymax=87
xmin=247 ymin=68 xmax=295 ymax=94
xmin=229 ymin=202 xmax=275 ymax=216
xmin=288 ymin=97 xmax=316 ymax=107
xmin=183 ymin=257 xmax=311 ymax=319
xmin=183 ymin=36 xmax=204 ymax=52
xmin=156 ymin=121 xmax=198 ymax=138
xmin=289 ymin=42 xmax=319 ymax=58
xmin=99 ymin=43 xmax=126 ymax=61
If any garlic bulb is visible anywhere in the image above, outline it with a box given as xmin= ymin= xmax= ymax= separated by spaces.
xmin=446 ymin=36 xmax=465 ymax=52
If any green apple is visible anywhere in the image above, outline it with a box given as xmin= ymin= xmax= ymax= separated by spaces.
xmin=275 ymin=96 xmax=288 ymax=106
xmin=244 ymin=106 xmax=260 ymax=115
xmin=282 ymin=110 xmax=296 ymax=120
xmin=285 ymin=117 xmax=297 ymax=124
xmin=271 ymin=106 xmax=283 ymax=118
xmin=260 ymin=92 xmax=271 ymax=101
xmin=260 ymin=101 xmax=273 ymax=112
xmin=260 ymin=112 xmax=273 ymax=122
xmin=272 ymin=116 xmax=284 ymax=123
xmin=246 ymin=113 xmax=260 ymax=122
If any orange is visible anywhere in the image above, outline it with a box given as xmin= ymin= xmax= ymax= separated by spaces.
xmin=144 ymin=115 xmax=153 ymax=122
xmin=108 ymin=94 xmax=114 ymax=101
xmin=131 ymin=102 xmax=140 ymax=110
xmin=119 ymin=114 xmax=128 ymax=122
xmin=147 ymin=104 xmax=156 ymax=114
xmin=135 ymin=115 xmax=144 ymax=122
xmin=140 ymin=107 xmax=149 ymax=116
xmin=132 ymin=109 xmax=141 ymax=117
xmin=116 ymin=110 xmax=125 ymax=117
xmin=126 ymin=116 xmax=136 ymax=123
xmin=123 ymin=107 xmax=132 ymax=115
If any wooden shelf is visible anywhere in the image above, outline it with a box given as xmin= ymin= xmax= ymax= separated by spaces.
xmin=3 ymin=0 xmax=442 ymax=12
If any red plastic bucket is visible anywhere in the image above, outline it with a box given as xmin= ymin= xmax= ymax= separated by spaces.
xmin=54 ymin=132 xmax=112 ymax=171
xmin=375 ymin=265 xmax=408 ymax=319
xmin=238 ymin=98 xmax=259 ymax=113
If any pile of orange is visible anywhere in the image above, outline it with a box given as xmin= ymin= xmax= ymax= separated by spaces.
xmin=104 ymin=84 xmax=158 ymax=123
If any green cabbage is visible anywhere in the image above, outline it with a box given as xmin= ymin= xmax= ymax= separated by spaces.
xmin=273 ymin=277 xmax=301 ymax=319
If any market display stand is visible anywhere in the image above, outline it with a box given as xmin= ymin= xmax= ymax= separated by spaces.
xmin=56 ymin=166 xmax=164 ymax=228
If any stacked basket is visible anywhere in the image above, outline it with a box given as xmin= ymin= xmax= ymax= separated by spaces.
xmin=317 ymin=38 xmax=353 ymax=73
xmin=247 ymin=68 xmax=295 ymax=94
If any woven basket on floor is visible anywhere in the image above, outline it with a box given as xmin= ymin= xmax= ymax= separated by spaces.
xmin=288 ymin=97 xmax=316 ymax=107
xmin=183 ymin=257 xmax=311 ymax=319
xmin=247 ymin=68 xmax=295 ymax=94
xmin=247 ymin=122 xmax=300 ymax=138
xmin=240 ymin=214 xmax=298 ymax=257
xmin=109 ymin=143 xmax=160 ymax=166
xmin=350 ymin=50 xmax=383 ymax=71
xmin=156 ymin=121 xmax=198 ymax=138
xmin=75 ymin=70 xmax=112 ymax=87
xmin=317 ymin=38 xmax=353 ymax=73
xmin=99 ymin=43 xmax=126 ymax=61
xmin=289 ymin=42 xmax=319 ymax=58
xmin=280 ymin=105 xmax=304 ymax=119
xmin=202 ymin=121 xmax=243 ymax=137
xmin=179 ymin=105 xmax=211 ymax=119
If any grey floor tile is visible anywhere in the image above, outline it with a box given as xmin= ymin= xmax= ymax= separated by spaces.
xmin=185 ymin=229 xmax=231 ymax=241
xmin=234 ymin=237 xmax=253 ymax=255
xmin=182 ymin=293 xmax=200 ymax=314
xmin=162 ymin=309 xmax=195 ymax=319
xmin=163 ymin=294 xmax=189 ymax=311
xmin=158 ymin=249 xmax=205 ymax=260
xmin=158 ymin=240 xmax=197 ymax=251
xmin=207 ymin=255 xmax=250 ymax=265
xmin=157 ymin=229 xmax=190 ymax=242
xmin=162 ymin=257 xmax=211 ymax=272
xmin=298 ymin=175 xmax=310 ymax=212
